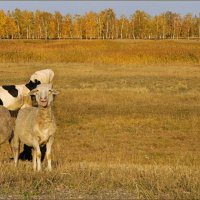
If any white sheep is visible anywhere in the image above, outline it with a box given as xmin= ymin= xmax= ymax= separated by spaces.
xmin=30 ymin=69 xmax=54 ymax=85
xmin=0 ymin=69 xmax=54 ymax=111
xmin=0 ymin=106 xmax=13 ymax=146
xmin=13 ymin=84 xmax=59 ymax=171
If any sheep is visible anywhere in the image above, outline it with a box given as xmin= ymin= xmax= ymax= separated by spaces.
xmin=0 ymin=106 xmax=13 ymax=146
xmin=0 ymin=69 xmax=54 ymax=111
xmin=30 ymin=69 xmax=54 ymax=85
xmin=13 ymin=83 xmax=59 ymax=171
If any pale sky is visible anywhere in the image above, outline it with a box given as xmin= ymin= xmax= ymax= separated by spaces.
xmin=0 ymin=1 xmax=199 ymax=17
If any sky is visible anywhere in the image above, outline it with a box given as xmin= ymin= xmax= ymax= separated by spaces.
xmin=0 ymin=1 xmax=199 ymax=17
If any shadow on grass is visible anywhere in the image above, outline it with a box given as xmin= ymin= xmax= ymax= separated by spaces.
xmin=18 ymin=144 xmax=46 ymax=162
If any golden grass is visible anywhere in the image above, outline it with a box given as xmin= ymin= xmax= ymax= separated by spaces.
xmin=0 ymin=40 xmax=200 ymax=199
xmin=0 ymin=39 xmax=199 ymax=65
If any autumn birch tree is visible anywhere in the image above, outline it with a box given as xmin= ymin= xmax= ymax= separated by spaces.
xmin=54 ymin=11 xmax=63 ymax=39
xmin=85 ymin=12 xmax=97 ymax=39
xmin=62 ymin=14 xmax=73 ymax=38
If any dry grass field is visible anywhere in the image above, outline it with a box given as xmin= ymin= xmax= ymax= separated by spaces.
xmin=0 ymin=40 xmax=200 ymax=199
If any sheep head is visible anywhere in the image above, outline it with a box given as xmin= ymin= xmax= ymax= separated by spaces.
xmin=29 ymin=84 xmax=59 ymax=108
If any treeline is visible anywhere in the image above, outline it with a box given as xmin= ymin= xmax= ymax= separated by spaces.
xmin=0 ymin=8 xmax=200 ymax=40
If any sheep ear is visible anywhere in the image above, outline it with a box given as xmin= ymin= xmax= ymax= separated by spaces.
xmin=50 ymin=89 xmax=59 ymax=95
xmin=29 ymin=89 xmax=38 ymax=96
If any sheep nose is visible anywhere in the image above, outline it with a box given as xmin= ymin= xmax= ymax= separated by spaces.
xmin=40 ymin=97 xmax=47 ymax=101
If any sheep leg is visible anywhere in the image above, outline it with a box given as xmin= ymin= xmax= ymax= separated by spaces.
xmin=46 ymin=136 xmax=54 ymax=171
xmin=8 ymin=131 xmax=14 ymax=157
xmin=33 ymin=149 xmax=37 ymax=171
xmin=12 ymin=135 xmax=20 ymax=167
xmin=35 ymin=144 xmax=42 ymax=171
